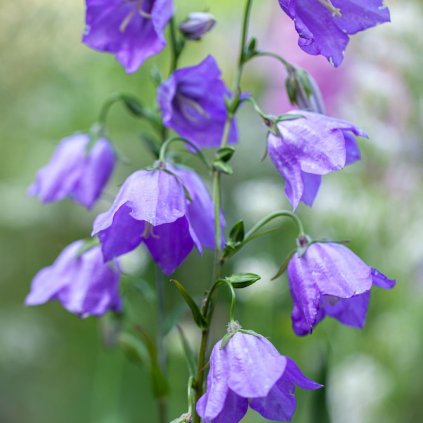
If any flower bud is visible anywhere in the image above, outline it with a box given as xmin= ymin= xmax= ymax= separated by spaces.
xmin=179 ymin=12 xmax=216 ymax=40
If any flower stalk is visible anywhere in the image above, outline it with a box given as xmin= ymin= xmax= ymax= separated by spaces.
xmin=192 ymin=1 xmax=255 ymax=421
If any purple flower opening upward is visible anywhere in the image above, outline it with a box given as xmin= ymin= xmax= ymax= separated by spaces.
xmin=83 ymin=0 xmax=173 ymax=73
xmin=158 ymin=56 xmax=238 ymax=150
xmin=268 ymin=111 xmax=367 ymax=210
xmin=197 ymin=331 xmax=321 ymax=422
xmin=25 ymin=241 xmax=122 ymax=317
xmin=29 ymin=134 xmax=115 ymax=209
xmin=278 ymin=0 xmax=390 ymax=67
xmin=287 ymin=242 xmax=396 ymax=336
xmin=92 ymin=165 xmax=220 ymax=275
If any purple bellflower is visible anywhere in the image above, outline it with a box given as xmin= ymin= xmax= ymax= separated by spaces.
xmin=25 ymin=241 xmax=121 ymax=317
xmin=287 ymin=242 xmax=396 ymax=336
xmin=92 ymin=164 xmax=219 ymax=275
xmin=83 ymin=0 xmax=173 ymax=73
xmin=158 ymin=56 xmax=238 ymax=150
xmin=29 ymin=134 xmax=115 ymax=209
xmin=268 ymin=111 xmax=367 ymax=210
xmin=197 ymin=327 xmax=321 ymax=422
xmin=278 ymin=0 xmax=390 ymax=67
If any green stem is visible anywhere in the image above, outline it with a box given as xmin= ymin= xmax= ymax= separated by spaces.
xmin=251 ymin=50 xmax=295 ymax=72
xmin=155 ymin=268 xmax=168 ymax=423
xmin=192 ymin=2 xmax=254 ymax=422
xmin=169 ymin=17 xmax=181 ymax=74
xmin=158 ymin=136 xmax=212 ymax=170
xmin=98 ymin=94 xmax=122 ymax=124
xmin=243 ymin=211 xmax=305 ymax=244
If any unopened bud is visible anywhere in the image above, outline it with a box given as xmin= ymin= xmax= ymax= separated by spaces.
xmin=179 ymin=12 xmax=216 ymax=40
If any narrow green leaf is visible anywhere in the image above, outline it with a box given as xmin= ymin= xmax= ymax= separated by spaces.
xmin=141 ymin=134 xmax=160 ymax=159
xmin=220 ymin=332 xmax=235 ymax=349
xmin=216 ymin=146 xmax=236 ymax=163
xmin=212 ymin=160 xmax=233 ymax=175
xmin=171 ymin=280 xmax=207 ymax=328
xmin=271 ymin=249 xmax=296 ymax=280
xmin=276 ymin=113 xmax=305 ymax=123
xmin=223 ymin=273 xmax=261 ymax=288
xmin=121 ymin=95 xmax=145 ymax=117
xmin=176 ymin=325 xmax=197 ymax=377
xmin=229 ymin=220 xmax=245 ymax=243
xmin=134 ymin=326 xmax=169 ymax=398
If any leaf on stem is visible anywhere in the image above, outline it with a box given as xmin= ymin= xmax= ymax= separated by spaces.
xmin=171 ymin=280 xmax=207 ymax=328
xmin=134 ymin=326 xmax=169 ymax=398
xmin=229 ymin=220 xmax=245 ymax=243
xmin=271 ymin=249 xmax=297 ymax=280
xmin=222 ymin=273 xmax=261 ymax=288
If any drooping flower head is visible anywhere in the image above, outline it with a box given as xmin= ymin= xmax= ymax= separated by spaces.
xmin=278 ymin=0 xmax=390 ymax=67
xmin=197 ymin=327 xmax=321 ymax=423
xmin=158 ymin=56 xmax=238 ymax=150
xmin=287 ymin=241 xmax=396 ymax=336
xmin=29 ymin=134 xmax=115 ymax=209
xmin=83 ymin=0 xmax=173 ymax=73
xmin=268 ymin=111 xmax=367 ymax=210
xmin=25 ymin=241 xmax=122 ymax=317
xmin=92 ymin=164 xmax=220 ymax=275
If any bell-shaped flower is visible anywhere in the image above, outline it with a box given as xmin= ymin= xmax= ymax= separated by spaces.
xmin=92 ymin=165 xmax=219 ymax=275
xmin=278 ymin=0 xmax=390 ymax=67
xmin=268 ymin=111 xmax=367 ymax=210
xmin=29 ymin=134 xmax=115 ymax=209
xmin=83 ymin=0 xmax=173 ymax=73
xmin=25 ymin=241 xmax=121 ymax=317
xmin=197 ymin=329 xmax=321 ymax=423
xmin=158 ymin=55 xmax=238 ymax=150
xmin=287 ymin=242 xmax=396 ymax=336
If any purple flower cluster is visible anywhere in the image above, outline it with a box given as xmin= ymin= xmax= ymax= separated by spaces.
xmin=26 ymin=2 xmax=396 ymax=422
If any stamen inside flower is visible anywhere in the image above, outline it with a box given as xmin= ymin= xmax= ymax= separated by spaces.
xmin=176 ymin=93 xmax=210 ymax=123
xmin=142 ymin=222 xmax=160 ymax=239
xmin=316 ymin=0 xmax=342 ymax=17
xmin=120 ymin=0 xmax=152 ymax=33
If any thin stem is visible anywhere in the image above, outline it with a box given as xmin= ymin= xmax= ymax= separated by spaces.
xmin=192 ymin=2 xmax=254 ymax=422
xmin=252 ymin=50 xmax=295 ymax=73
xmin=244 ymin=211 xmax=305 ymax=244
xmin=156 ymin=397 xmax=168 ymax=423
xmin=234 ymin=0 xmax=254 ymax=90
xmin=98 ymin=94 xmax=122 ymax=124
xmin=158 ymin=136 xmax=212 ymax=170
xmin=155 ymin=268 xmax=168 ymax=423
xmin=169 ymin=17 xmax=181 ymax=74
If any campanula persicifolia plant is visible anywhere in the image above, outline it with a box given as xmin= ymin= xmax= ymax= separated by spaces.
xmin=26 ymin=1 xmax=395 ymax=422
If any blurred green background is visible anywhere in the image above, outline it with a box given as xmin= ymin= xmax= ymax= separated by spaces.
xmin=1 ymin=0 xmax=423 ymax=422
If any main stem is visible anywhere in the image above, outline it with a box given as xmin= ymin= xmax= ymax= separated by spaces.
xmin=155 ymin=268 xmax=168 ymax=423
xmin=192 ymin=1 xmax=254 ymax=422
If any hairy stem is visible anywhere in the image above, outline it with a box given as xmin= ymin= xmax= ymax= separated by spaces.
xmin=192 ymin=1 xmax=254 ymax=421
